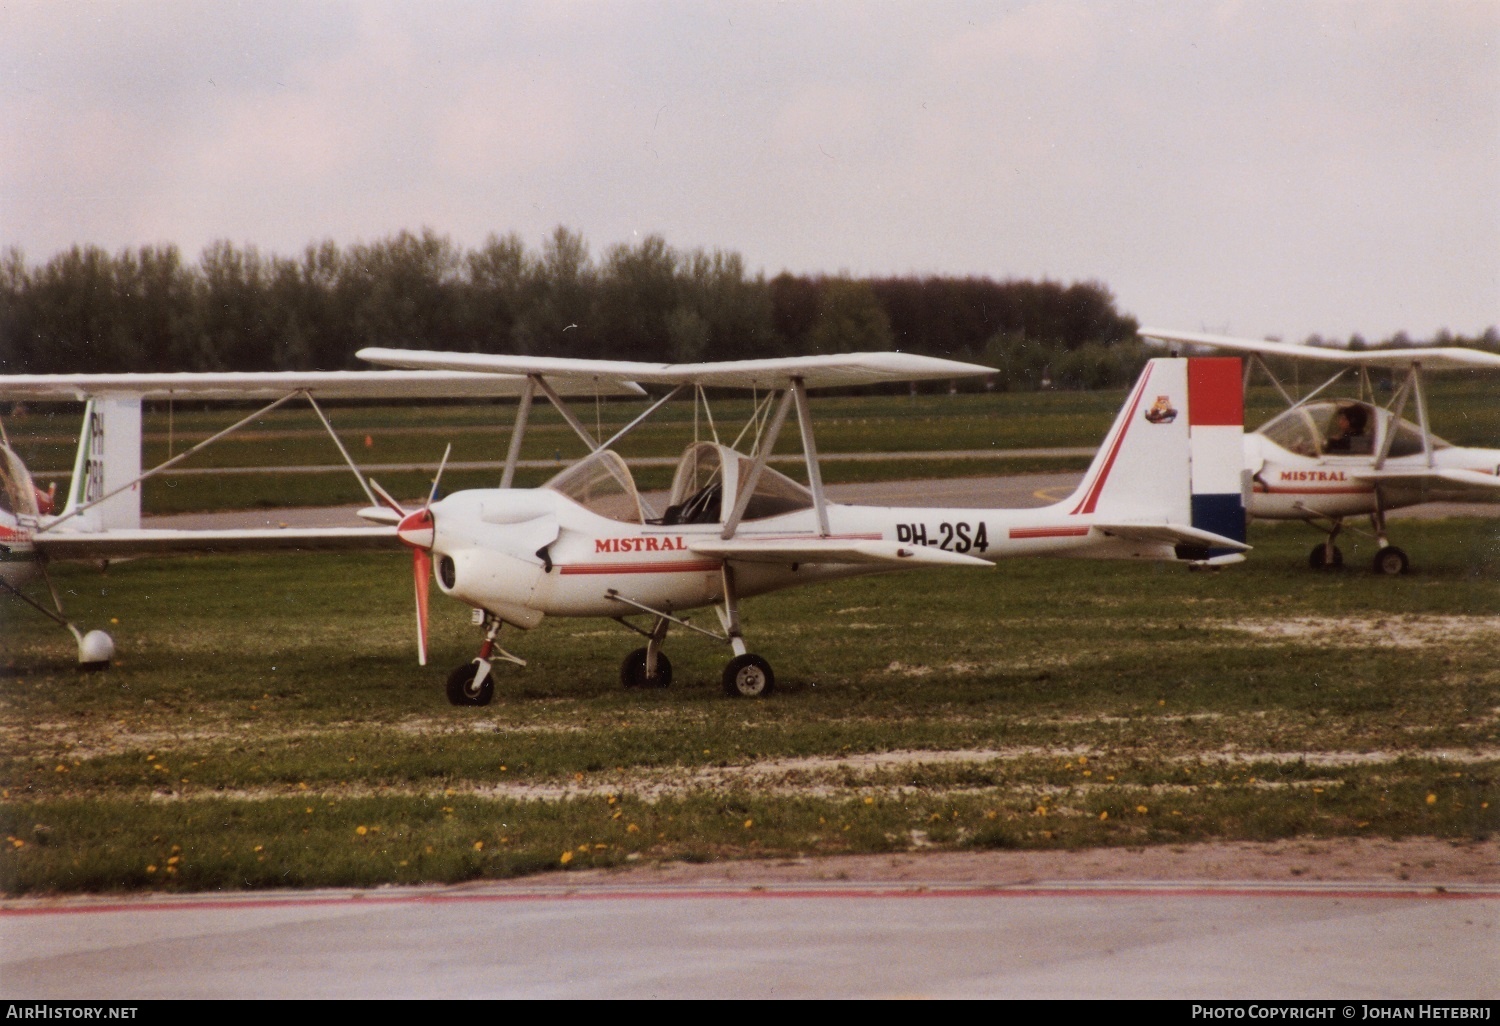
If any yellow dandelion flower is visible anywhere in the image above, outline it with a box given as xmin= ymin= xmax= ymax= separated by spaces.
xmin=743 ymin=819 xmax=754 ymax=829
xmin=356 ymin=825 xmax=369 ymax=836
xmin=1426 ymin=793 xmax=1437 ymax=805
xmin=473 ymin=841 xmax=484 ymax=851
xmin=574 ymin=772 xmax=584 ymax=782
xmin=1098 ymin=811 xmax=1109 ymax=821
xmin=578 ymin=844 xmax=589 ymax=853
xmin=1135 ymin=805 xmax=1148 ymax=815
xmin=253 ymin=845 xmax=264 ymax=852
xmin=171 ymin=845 xmax=181 ymax=854
xmin=560 ymin=851 xmax=574 ymax=865
xmin=626 ymin=823 xmax=640 ymax=833
xmin=146 ymin=865 xmax=156 ymax=874
xmin=863 ymin=796 xmax=874 ymax=805
xmin=1077 ymin=756 xmax=1087 ymax=766
xmin=1034 ymin=805 xmax=1047 ymax=817
xmin=594 ymin=844 xmax=606 ymax=850
xmin=305 ymin=807 xmax=313 ymax=814
xmin=1082 ymin=770 xmax=1092 ymax=777
xmin=500 ymin=765 xmax=507 ymax=772
xmin=167 ymin=855 xmax=180 ymax=865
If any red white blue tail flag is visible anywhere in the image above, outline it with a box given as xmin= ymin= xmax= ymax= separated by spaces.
xmin=1187 ymin=358 xmax=1247 ymax=556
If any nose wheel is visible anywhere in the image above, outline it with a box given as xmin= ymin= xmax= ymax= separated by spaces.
xmin=446 ymin=661 xmax=495 ymax=706
xmin=1372 ymin=545 xmax=1409 ymax=576
xmin=723 ymin=654 xmax=775 ymax=698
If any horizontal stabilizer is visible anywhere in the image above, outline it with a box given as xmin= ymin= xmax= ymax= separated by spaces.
xmin=31 ymin=527 xmax=398 ymax=560
xmin=689 ymin=537 xmax=992 ymax=568
xmin=1094 ymin=521 xmax=1252 ymax=552
xmin=359 ymin=349 xmax=996 ymax=391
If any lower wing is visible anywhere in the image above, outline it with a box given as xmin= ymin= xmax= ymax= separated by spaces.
xmin=31 ymin=527 xmax=397 ymax=560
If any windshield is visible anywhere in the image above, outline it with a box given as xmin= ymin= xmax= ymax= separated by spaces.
xmin=543 ymin=450 xmax=643 ymax=523
xmin=0 ymin=447 xmax=36 ymax=517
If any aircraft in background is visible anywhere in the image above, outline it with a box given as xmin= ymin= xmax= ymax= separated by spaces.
xmin=1140 ymin=328 xmax=1500 ymax=574
xmin=1 ymin=369 xmax=632 ymax=666
xmin=355 ymin=347 xmax=1249 ymax=705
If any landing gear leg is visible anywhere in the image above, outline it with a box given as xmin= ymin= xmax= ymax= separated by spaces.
xmin=2 ymin=567 xmax=114 ymax=670
xmin=446 ymin=613 xmax=525 ymax=707
xmin=1369 ymin=502 xmax=1408 ymax=576
xmin=715 ymin=565 xmax=775 ymax=698
xmin=621 ymin=616 xmax=673 ymax=688
xmin=1308 ymin=519 xmax=1344 ymax=571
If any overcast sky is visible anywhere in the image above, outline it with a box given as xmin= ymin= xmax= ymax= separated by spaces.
xmin=3 ymin=0 xmax=1497 ymax=344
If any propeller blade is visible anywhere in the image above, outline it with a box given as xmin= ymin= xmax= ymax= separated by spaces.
xmin=426 ymin=443 xmax=453 ymax=510
xmin=413 ymin=549 xmax=431 ymax=666
xmin=369 ymin=478 xmax=407 ymax=516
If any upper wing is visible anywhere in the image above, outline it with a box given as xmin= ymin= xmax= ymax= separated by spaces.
xmin=358 ymin=349 xmax=997 ymax=390
xmin=29 ymin=526 xmax=398 ymax=560
xmin=1139 ymin=328 xmax=1500 ymax=372
xmin=688 ymin=536 xmax=992 ymax=568
xmin=0 ymin=369 xmax=644 ymax=400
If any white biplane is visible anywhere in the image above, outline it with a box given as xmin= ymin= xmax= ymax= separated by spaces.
xmin=0 ymin=369 xmax=624 ymax=666
xmin=1140 ymin=328 xmax=1500 ymax=574
xmin=352 ymin=348 xmax=1250 ymax=704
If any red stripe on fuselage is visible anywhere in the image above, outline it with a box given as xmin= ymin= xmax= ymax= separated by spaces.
xmin=559 ymin=560 xmax=723 ymax=576
xmin=1009 ymin=526 xmax=1091 ymax=539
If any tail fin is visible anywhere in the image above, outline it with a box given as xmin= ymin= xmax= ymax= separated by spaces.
xmin=1062 ymin=357 xmax=1247 ymax=559
xmin=62 ymin=398 xmax=142 ymax=532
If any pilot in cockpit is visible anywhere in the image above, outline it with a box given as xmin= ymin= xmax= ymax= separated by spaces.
xmin=1325 ymin=403 xmax=1371 ymax=454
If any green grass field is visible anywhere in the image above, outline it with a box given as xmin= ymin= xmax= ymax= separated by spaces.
xmin=2 ymin=517 xmax=1495 ymax=894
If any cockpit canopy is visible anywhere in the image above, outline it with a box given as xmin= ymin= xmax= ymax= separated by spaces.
xmin=543 ymin=442 xmax=815 ymax=526
xmin=1258 ymin=400 xmax=1449 ymax=459
xmin=0 ymin=446 xmax=39 ymax=517
xmin=661 ymin=442 xmax=814 ymax=525
xmin=543 ymin=449 xmax=644 ymax=524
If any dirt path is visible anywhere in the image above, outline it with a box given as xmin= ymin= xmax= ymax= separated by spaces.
xmin=535 ymin=837 xmax=1500 ymax=890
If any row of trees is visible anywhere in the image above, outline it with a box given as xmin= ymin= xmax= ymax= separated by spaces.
xmin=3 ymin=228 xmax=1494 ymax=390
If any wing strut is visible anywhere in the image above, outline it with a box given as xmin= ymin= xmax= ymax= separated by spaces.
xmin=304 ymin=393 xmax=380 ymax=509
xmin=499 ymin=377 xmax=536 ymax=488
xmin=790 ymin=377 xmax=831 ymax=537
xmin=721 ymin=389 xmax=795 ymax=540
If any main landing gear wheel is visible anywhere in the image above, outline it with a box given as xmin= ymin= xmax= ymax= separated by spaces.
xmin=446 ymin=662 xmax=495 ymax=707
xmin=1308 ymin=543 xmax=1343 ymax=570
xmin=1372 ymin=546 xmax=1409 ymax=576
xmin=620 ymin=648 xmax=673 ymax=689
xmin=722 ymin=654 xmax=775 ymax=698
